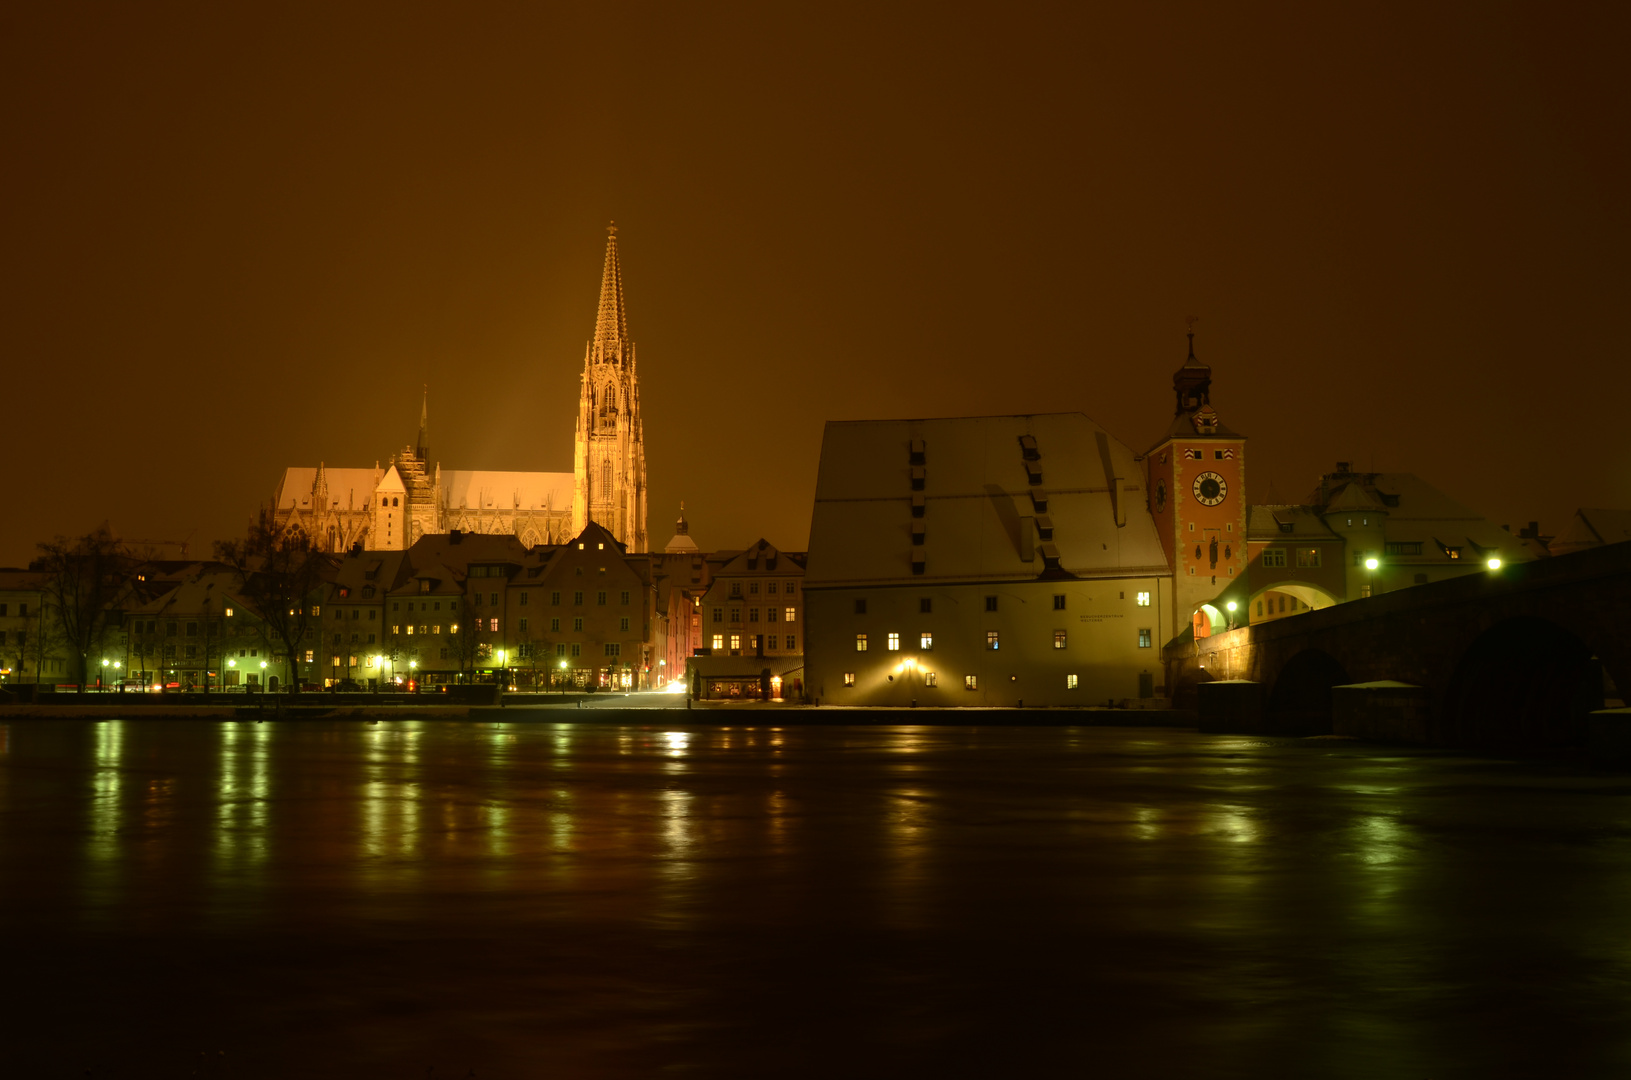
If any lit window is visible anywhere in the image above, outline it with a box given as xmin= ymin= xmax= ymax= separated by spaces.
xmin=225 ymin=607 xmax=234 ymax=617
xmin=489 ymin=618 xmax=498 ymax=632
xmin=712 ymin=634 xmax=723 ymax=650
xmin=305 ymin=650 xmax=314 ymax=663
xmin=729 ymin=634 xmax=741 ymax=651
xmin=1066 ymin=674 xmax=1078 ymax=689
xmin=598 ymin=543 xmax=604 ymax=550
xmin=1138 ymin=628 xmax=1152 ymax=648
xmin=964 ymin=674 xmax=978 ymax=690
xmin=406 ymin=625 xmax=414 ymax=635
xmin=920 ymin=632 xmax=933 ymax=650
xmin=923 ymin=672 xmax=937 ymax=687
xmin=843 ymin=672 xmax=856 ymax=687
xmin=311 ymin=605 xmax=320 ymax=616
xmin=986 ymin=631 xmax=999 ymax=650
xmin=1053 ymin=630 xmax=1066 ymax=649
xmin=392 ymin=625 xmax=400 ymax=635
xmin=887 ymin=632 xmax=900 ymax=651
xmin=1296 ymin=548 xmax=1322 ymax=568
xmin=1136 ymin=592 xmax=1150 ymax=606
xmin=785 ymin=607 xmax=796 ymax=621
xmin=856 ymin=634 xmax=868 ymax=651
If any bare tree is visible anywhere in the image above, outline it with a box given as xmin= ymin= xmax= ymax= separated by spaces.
xmin=215 ymin=510 xmax=333 ymax=694
xmin=31 ymin=526 xmax=127 ymax=692
xmin=448 ymin=595 xmax=485 ymax=683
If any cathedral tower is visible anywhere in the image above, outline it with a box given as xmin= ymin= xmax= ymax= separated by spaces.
xmin=572 ymin=223 xmax=649 ymax=552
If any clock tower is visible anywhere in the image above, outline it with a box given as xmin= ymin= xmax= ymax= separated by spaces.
xmin=1145 ymin=331 xmax=1247 ymax=640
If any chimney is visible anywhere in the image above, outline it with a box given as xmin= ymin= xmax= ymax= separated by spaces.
xmin=450 ymin=529 xmax=463 ymax=545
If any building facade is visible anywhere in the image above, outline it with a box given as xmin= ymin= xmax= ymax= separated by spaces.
xmin=272 ymin=225 xmax=648 ymax=555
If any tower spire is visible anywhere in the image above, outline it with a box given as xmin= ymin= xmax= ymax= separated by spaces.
xmin=417 ymin=384 xmax=429 ymax=460
xmin=591 ymin=221 xmax=629 ymax=365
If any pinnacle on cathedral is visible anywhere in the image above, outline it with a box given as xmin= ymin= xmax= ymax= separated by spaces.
xmin=572 ymin=222 xmax=649 ymax=551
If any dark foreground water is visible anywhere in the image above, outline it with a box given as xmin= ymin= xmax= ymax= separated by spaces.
xmin=3 ymin=720 xmax=1630 ymax=1077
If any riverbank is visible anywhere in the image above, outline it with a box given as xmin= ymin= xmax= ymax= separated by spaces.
xmin=0 ymin=700 xmax=1198 ymax=726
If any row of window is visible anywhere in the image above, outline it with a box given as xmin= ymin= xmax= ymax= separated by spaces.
xmin=0 ymin=603 xmax=28 ymax=617
xmin=712 ymin=607 xmax=798 ymax=623
xmin=840 ymin=672 xmax=1089 ymax=690
xmin=854 ymin=593 xmax=1151 ymax=615
xmin=856 ymin=629 xmax=1153 ymax=650
xmin=1259 ymin=548 xmax=1322 ymax=569
xmin=710 ymin=633 xmax=798 ymax=651
xmin=724 ymin=581 xmax=798 ymax=596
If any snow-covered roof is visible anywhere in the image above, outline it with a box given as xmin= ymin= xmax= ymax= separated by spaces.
xmin=807 ymin=413 xmax=1170 ymax=587
xmin=439 ymin=470 xmax=574 ymax=512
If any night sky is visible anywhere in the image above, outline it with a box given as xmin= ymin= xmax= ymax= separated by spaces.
xmin=4 ymin=3 xmax=1626 ymax=566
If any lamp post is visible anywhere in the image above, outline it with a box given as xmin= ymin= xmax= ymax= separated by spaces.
xmin=409 ymin=658 xmax=418 ymax=693
xmin=99 ymin=657 xmax=108 ymax=692
xmin=259 ymin=658 xmax=268 ymax=693
xmin=1225 ymin=600 xmax=1238 ymax=631
xmin=1364 ymin=556 xmax=1380 ymax=599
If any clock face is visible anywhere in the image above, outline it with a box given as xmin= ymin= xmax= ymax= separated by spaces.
xmin=1193 ymin=471 xmax=1227 ymax=507
xmin=1155 ymin=479 xmax=1166 ymax=512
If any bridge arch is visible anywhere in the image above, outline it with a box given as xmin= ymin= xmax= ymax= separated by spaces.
xmin=1266 ymin=648 xmax=1351 ymax=734
xmin=1440 ymin=616 xmax=1618 ymax=749
xmin=1248 ymin=580 xmax=1340 ymax=624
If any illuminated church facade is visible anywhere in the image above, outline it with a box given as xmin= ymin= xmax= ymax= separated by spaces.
xmin=272 ymin=225 xmax=649 ymax=554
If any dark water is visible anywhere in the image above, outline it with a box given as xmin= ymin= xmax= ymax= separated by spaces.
xmin=3 ymin=719 xmax=1630 ymax=1077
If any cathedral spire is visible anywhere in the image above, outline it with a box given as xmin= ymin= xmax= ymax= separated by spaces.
xmin=591 ymin=221 xmax=629 ymax=365
xmin=416 ymin=384 xmax=429 ymax=460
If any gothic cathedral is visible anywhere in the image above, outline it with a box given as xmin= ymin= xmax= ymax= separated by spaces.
xmin=572 ymin=223 xmax=649 ymax=552
xmin=272 ymin=225 xmax=650 ymax=554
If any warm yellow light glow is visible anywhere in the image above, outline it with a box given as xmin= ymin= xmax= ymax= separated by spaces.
xmin=1365 ymin=557 xmax=1379 ymax=570
xmin=1487 ymin=558 xmax=1502 ymax=570
xmin=1226 ymin=601 xmax=1237 ymax=612
xmin=663 ymin=678 xmax=687 ymax=693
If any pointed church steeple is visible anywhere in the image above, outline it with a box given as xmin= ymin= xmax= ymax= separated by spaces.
xmin=416 ymin=384 xmax=429 ymax=460
xmin=590 ymin=222 xmax=630 ymax=366
xmin=574 ymin=222 xmax=648 ymax=552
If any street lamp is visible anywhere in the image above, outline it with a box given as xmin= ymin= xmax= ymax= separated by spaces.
xmin=259 ymin=659 xmax=268 ymax=692
xmin=1487 ymin=557 xmax=1502 ymax=570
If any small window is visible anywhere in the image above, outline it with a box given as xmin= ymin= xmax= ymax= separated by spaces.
xmin=920 ymin=632 xmax=933 ymax=650
xmin=919 ymin=598 xmax=932 ymax=614
xmin=1138 ymin=628 xmax=1152 ymax=648
xmin=887 ymin=632 xmax=900 ymax=651
xmin=551 ymin=591 xmax=561 ymax=605
xmin=713 ymin=608 xmax=722 ymax=623
xmin=1052 ymin=594 xmax=1065 ymax=610
xmin=784 ymin=606 xmax=796 ymax=622
xmin=520 ymin=592 xmax=529 ymax=606
xmin=986 ymin=630 xmax=999 ymax=650
xmin=712 ymin=634 xmax=723 ymax=650
xmin=729 ymin=634 xmax=741 ymax=651
xmin=856 ymin=634 xmax=868 ymax=652
xmin=1261 ymin=548 xmax=1287 ymax=568
xmin=573 ymin=617 xmax=584 ymax=631
xmin=597 ymin=591 xmax=607 ymax=605
xmin=573 ymin=591 xmax=584 ymax=605
xmin=1136 ymin=592 xmax=1150 ymax=606
xmin=519 ymin=617 xmax=529 ymax=632
xmin=1053 ymin=630 xmax=1066 ymax=649
xmin=984 ymin=596 xmax=997 ymax=612
xmin=843 ymin=672 xmax=856 ymax=687
xmin=964 ymin=674 xmax=978 ymax=691
xmin=620 ymin=617 xmax=630 ymax=631
xmin=1296 ymin=548 xmax=1322 ymax=568
xmin=923 ymin=672 xmax=937 ymax=687
xmin=604 ymin=643 xmax=621 ymax=657
xmin=550 ymin=618 xmax=560 ymax=632
xmin=750 ymin=582 xmax=759 ymax=594
xmin=1066 ymin=674 xmax=1078 ymax=689
xmin=620 ymin=590 xmax=631 ymax=605
xmin=855 ymin=598 xmax=867 ymax=615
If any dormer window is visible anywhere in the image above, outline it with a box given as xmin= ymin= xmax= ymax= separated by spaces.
xmin=911 ymin=494 xmax=926 ymax=519
xmin=910 ymin=466 xmax=925 ymax=491
xmin=1025 ymin=463 xmax=1043 ymax=486
xmin=1031 ymin=491 xmax=1048 ymax=513
xmin=1018 ymin=434 xmax=1039 ymax=461
xmin=909 ymin=438 xmax=926 ymax=466
xmin=1035 ymin=515 xmax=1054 ymax=541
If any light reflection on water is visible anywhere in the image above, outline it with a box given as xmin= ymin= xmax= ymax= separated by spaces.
xmin=7 ymin=721 xmax=1631 ymax=1075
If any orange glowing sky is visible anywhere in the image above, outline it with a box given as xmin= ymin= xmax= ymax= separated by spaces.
xmin=2 ymin=3 xmax=1626 ymax=563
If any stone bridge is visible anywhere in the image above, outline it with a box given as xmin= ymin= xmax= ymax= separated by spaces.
xmin=1164 ymin=540 xmax=1631 ymax=748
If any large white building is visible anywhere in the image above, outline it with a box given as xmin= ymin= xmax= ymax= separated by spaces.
xmin=272 ymin=225 xmax=648 ymax=554
xmin=803 ymin=413 xmax=1173 ymax=707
